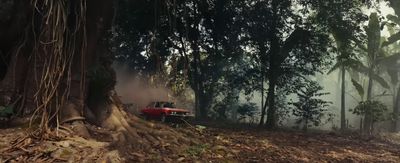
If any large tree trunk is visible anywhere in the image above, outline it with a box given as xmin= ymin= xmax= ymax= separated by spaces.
xmin=191 ymin=42 xmax=202 ymax=119
xmin=0 ymin=0 xmax=116 ymax=136
xmin=0 ymin=0 xmax=32 ymax=113
xmin=199 ymin=92 xmax=212 ymax=119
xmin=265 ymin=75 xmax=277 ymax=129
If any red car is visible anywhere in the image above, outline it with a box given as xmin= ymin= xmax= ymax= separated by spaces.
xmin=140 ymin=101 xmax=193 ymax=122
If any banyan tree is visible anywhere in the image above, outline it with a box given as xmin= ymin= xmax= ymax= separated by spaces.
xmin=0 ymin=0 xmax=187 ymax=149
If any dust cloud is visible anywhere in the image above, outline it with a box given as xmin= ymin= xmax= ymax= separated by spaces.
xmin=112 ymin=63 xmax=194 ymax=113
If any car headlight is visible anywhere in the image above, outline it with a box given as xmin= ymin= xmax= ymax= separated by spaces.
xmin=171 ymin=111 xmax=177 ymax=115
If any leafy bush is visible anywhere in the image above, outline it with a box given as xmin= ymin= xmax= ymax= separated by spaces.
xmin=351 ymin=100 xmax=388 ymax=123
xmin=237 ymin=102 xmax=258 ymax=120
xmin=290 ymin=81 xmax=332 ymax=131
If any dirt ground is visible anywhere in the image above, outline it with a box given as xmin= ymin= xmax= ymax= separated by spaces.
xmin=1 ymin=122 xmax=400 ymax=163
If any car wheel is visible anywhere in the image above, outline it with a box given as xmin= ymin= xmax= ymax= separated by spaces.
xmin=144 ymin=115 xmax=150 ymax=120
xmin=160 ymin=114 xmax=166 ymax=123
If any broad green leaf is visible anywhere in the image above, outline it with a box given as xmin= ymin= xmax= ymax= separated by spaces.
xmin=348 ymin=61 xmax=369 ymax=74
xmin=328 ymin=58 xmax=365 ymax=75
xmin=371 ymin=73 xmax=390 ymax=89
xmin=351 ymin=79 xmax=364 ymax=99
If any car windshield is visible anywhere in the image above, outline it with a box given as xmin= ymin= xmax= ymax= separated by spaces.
xmin=162 ymin=102 xmax=175 ymax=108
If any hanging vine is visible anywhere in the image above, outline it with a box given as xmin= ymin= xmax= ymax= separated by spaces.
xmin=28 ymin=0 xmax=87 ymax=138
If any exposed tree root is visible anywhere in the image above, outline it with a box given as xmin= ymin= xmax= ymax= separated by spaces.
xmin=94 ymin=96 xmax=198 ymax=153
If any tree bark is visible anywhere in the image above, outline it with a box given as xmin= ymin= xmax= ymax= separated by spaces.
xmin=259 ymin=73 xmax=266 ymax=126
xmin=340 ymin=66 xmax=346 ymax=131
xmin=191 ymin=42 xmax=202 ymax=119
xmin=259 ymin=96 xmax=268 ymax=127
xmin=257 ymin=42 xmax=268 ymax=126
xmin=265 ymin=75 xmax=277 ymax=129
xmin=188 ymin=2 xmax=204 ymax=119
xmin=364 ymin=74 xmax=374 ymax=134
xmin=265 ymin=1 xmax=280 ymax=129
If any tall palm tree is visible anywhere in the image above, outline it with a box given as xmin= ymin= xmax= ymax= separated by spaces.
xmin=321 ymin=0 xmax=366 ymax=131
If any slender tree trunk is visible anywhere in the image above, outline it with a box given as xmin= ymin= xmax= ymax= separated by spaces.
xmin=340 ymin=67 xmax=346 ymax=131
xmin=257 ymin=43 xmax=268 ymax=126
xmin=259 ymin=72 xmax=265 ymax=126
xmin=259 ymin=97 xmax=268 ymax=126
xmin=303 ymin=118 xmax=308 ymax=131
xmin=364 ymin=74 xmax=374 ymax=134
xmin=192 ymin=45 xmax=202 ymax=119
xmin=194 ymin=90 xmax=200 ymax=119
xmin=391 ymin=85 xmax=400 ymax=132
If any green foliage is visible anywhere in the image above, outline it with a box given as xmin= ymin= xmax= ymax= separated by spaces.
xmin=290 ymin=81 xmax=332 ymax=130
xmin=351 ymin=100 xmax=388 ymax=123
xmin=114 ymin=0 xmax=253 ymax=118
xmin=370 ymin=73 xmax=390 ymax=89
xmin=351 ymin=79 xmax=364 ymax=99
xmin=237 ymin=103 xmax=258 ymax=120
xmin=353 ymin=12 xmax=396 ymax=100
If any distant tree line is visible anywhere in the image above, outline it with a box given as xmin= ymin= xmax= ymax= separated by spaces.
xmin=113 ymin=0 xmax=400 ymax=133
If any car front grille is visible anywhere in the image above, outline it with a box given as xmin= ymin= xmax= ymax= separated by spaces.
xmin=171 ymin=112 xmax=187 ymax=115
